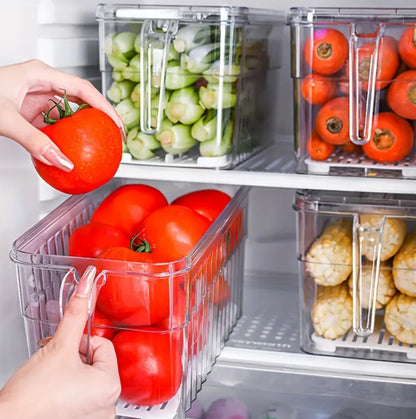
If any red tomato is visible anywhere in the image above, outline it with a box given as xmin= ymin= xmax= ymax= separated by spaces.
xmin=138 ymin=205 xmax=211 ymax=262
xmin=210 ymin=274 xmax=231 ymax=308
xmin=95 ymin=247 xmax=171 ymax=326
xmin=315 ymin=97 xmax=350 ymax=145
xmin=341 ymin=140 xmax=362 ymax=154
xmin=399 ymin=27 xmax=416 ymax=69
xmin=188 ymin=301 xmax=208 ymax=356
xmin=362 ymin=112 xmax=414 ymax=163
xmin=387 ymin=70 xmax=416 ymax=119
xmin=155 ymin=282 xmax=211 ymax=358
xmin=154 ymin=286 xmax=187 ymax=331
xmin=85 ymin=309 xmax=117 ymax=340
xmin=68 ymin=222 xmax=130 ymax=258
xmin=306 ymin=130 xmax=335 ymax=160
xmin=337 ymin=60 xmax=349 ymax=96
xmin=357 ymin=36 xmax=399 ymax=91
xmin=91 ymin=184 xmax=168 ymax=237
xmin=303 ymin=28 xmax=348 ymax=75
xmin=300 ymin=72 xmax=337 ymax=105
xmin=33 ymin=106 xmax=122 ymax=195
xmin=113 ymin=328 xmax=182 ymax=406
xmin=171 ymin=189 xmax=231 ymax=223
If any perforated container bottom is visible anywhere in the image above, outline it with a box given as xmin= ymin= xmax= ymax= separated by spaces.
xmin=312 ymin=316 xmax=416 ymax=360
xmin=226 ymin=272 xmax=416 ymax=364
xmin=116 ymin=389 xmax=181 ymax=419
xmin=227 ymin=271 xmax=299 ymax=352
xmin=121 ymin=147 xmax=261 ymax=169
xmin=306 ymin=150 xmax=416 ymax=178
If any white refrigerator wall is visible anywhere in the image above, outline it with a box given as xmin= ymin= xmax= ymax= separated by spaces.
xmin=0 ymin=0 xmax=414 ymax=389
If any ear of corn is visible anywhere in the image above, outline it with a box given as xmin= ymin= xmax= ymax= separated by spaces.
xmin=312 ymin=282 xmax=353 ymax=340
xmin=348 ymin=261 xmax=396 ymax=310
xmin=385 ymin=293 xmax=416 ymax=344
xmin=393 ymin=231 xmax=416 ymax=297
xmin=359 ymin=215 xmax=406 ymax=262
xmin=306 ymin=218 xmax=353 ymax=286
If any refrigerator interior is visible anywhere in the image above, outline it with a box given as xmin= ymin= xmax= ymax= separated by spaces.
xmin=2 ymin=0 xmax=416 ymax=417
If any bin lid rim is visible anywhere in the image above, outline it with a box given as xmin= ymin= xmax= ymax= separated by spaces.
xmin=96 ymin=3 xmax=284 ymax=24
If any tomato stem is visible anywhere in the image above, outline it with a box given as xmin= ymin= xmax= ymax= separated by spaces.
xmin=373 ymin=128 xmax=395 ymax=150
xmin=317 ymin=42 xmax=332 ymax=59
xmin=326 ymin=117 xmax=343 ymax=134
xmin=130 ymin=234 xmax=152 ymax=253
xmin=407 ymin=84 xmax=416 ymax=106
xmin=42 ymin=90 xmax=88 ymax=125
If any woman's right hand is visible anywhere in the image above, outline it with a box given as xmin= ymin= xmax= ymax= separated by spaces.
xmin=0 ymin=59 xmax=124 ymax=171
xmin=0 ymin=266 xmax=121 ymax=419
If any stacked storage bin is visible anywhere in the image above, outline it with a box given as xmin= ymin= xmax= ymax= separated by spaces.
xmin=10 ymin=180 xmax=249 ymax=418
xmin=289 ymin=8 xmax=416 ymax=363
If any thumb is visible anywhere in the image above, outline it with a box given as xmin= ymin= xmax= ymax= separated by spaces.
xmin=52 ymin=266 xmax=97 ymax=354
xmin=0 ymin=99 xmax=74 ymax=171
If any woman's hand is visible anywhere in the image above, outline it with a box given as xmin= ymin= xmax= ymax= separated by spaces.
xmin=0 ymin=59 xmax=124 ymax=171
xmin=0 ymin=266 xmax=121 ymax=419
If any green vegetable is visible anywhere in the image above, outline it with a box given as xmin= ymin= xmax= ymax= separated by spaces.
xmin=181 ymin=43 xmax=222 ymax=74
xmin=105 ymin=32 xmax=136 ymax=63
xmin=126 ymin=127 xmax=160 ymax=160
xmin=148 ymin=91 xmax=171 ymax=127
xmin=191 ymin=109 xmax=218 ymax=142
xmin=107 ymin=80 xmax=136 ymax=103
xmin=122 ymin=54 xmax=141 ymax=82
xmin=165 ymin=61 xmax=199 ymax=90
xmin=112 ymin=70 xmax=125 ymax=82
xmin=114 ymin=98 xmax=140 ymax=129
xmin=155 ymin=118 xmax=174 ymax=142
xmin=134 ymin=32 xmax=141 ymax=53
xmin=168 ymin=44 xmax=180 ymax=61
xmin=199 ymin=120 xmax=233 ymax=157
xmin=158 ymin=123 xmax=197 ymax=154
xmin=107 ymin=55 xmax=129 ymax=71
xmin=203 ymin=61 xmax=241 ymax=83
xmin=199 ymin=82 xmax=236 ymax=110
xmin=173 ymin=25 xmax=212 ymax=53
xmin=130 ymin=83 xmax=159 ymax=106
xmin=166 ymin=87 xmax=204 ymax=125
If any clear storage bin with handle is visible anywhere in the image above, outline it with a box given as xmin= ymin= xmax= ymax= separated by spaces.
xmin=96 ymin=4 xmax=284 ymax=169
xmin=288 ymin=7 xmax=416 ymax=178
xmin=10 ymin=179 xmax=249 ymax=418
xmin=294 ymin=189 xmax=416 ymax=363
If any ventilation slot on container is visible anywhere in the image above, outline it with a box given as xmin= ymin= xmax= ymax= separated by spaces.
xmin=305 ymin=151 xmax=416 ymax=178
xmin=311 ymin=316 xmax=416 ymax=359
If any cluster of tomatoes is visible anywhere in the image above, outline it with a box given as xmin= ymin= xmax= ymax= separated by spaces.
xmin=301 ymin=26 xmax=416 ymax=163
xmin=68 ymin=183 xmax=234 ymax=406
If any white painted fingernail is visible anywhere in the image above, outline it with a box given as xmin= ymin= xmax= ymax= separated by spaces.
xmin=41 ymin=144 xmax=74 ymax=172
xmin=75 ymin=266 xmax=96 ymax=299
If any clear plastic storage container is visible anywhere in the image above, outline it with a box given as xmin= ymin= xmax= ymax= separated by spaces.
xmin=10 ymin=179 xmax=249 ymax=418
xmin=96 ymin=4 xmax=284 ymax=169
xmin=288 ymin=8 xmax=416 ymax=178
xmin=294 ymin=189 xmax=416 ymax=362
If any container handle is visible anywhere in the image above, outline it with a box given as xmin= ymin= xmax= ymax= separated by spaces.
xmin=351 ymin=214 xmax=384 ymax=337
xmin=140 ymin=19 xmax=178 ymax=135
xmin=348 ymin=23 xmax=385 ymax=146
xmin=59 ymin=267 xmax=105 ymax=364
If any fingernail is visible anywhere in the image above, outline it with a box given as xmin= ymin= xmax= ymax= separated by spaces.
xmin=41 ymin=144 xmax=74 ymax=172
xmin=38 ymin=336 xmax=52 ymax=348
xmin=76 ymin=266 xmax=96 ymax=299
xmin=118 ymin=123 xmax=126 ymax=143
